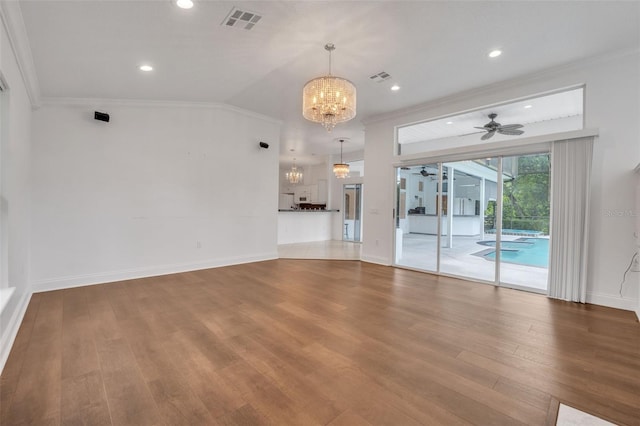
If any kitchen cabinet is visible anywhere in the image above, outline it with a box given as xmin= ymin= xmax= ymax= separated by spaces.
xmin=294 ymin=185 xmax=318 ymax=203
xmin=317 ymin=179 xmax=327 ymax=203
xmin=279 ymin=193 xmax=294 ymax=210
xmin=281 ymin=185 xmax=296 ymax=194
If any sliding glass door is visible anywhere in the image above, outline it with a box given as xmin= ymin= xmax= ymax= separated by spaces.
xmin=394 ymin=152 xmax=550 ymax=293
xmin=395 ymin=164 xmax=438 ymax=272
xmin=439 ymin=162 xmax=498 ymax=283
xmin=499 ymin=154 xmax=550 ymax=291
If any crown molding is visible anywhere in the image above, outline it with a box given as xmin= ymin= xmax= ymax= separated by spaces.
xmin=39 ymin=97 xmax=283 ymax=125
xmin=0 ymin=1 xmax=41 ymax=107
xmin=363 ymin=47 xmax=640 ymax=126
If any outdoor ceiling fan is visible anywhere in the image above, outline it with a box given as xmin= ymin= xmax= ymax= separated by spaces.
xmin=413 ymin=167 xmax=436 ymax=177
xmin=427 ymin=171 xmax=454 ymax=181
xmin=468 ymin=113 xmax=525 ymax=140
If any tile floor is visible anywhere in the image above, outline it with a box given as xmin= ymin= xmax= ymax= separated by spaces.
xmin=278 ymin=240 xmax=361 ymax=260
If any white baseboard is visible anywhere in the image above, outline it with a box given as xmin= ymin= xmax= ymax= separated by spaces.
xmin=0 ymin=287 xmax=15 ymax=315
xmin=31 ymin=252 xmax=279 ymax=293
xmin=586 ymin=291 xmax=637 ymax=313
xmin=0 ymin=289 xmax=32 ymax=374
xmin=360 ymin=255 xmax=392 ymax=266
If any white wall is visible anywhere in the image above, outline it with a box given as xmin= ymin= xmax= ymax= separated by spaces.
xmin=0 ymin=10 xmax=34 ymax=372
xmin=363 ymin=50 xmax=640 ymax=311
xmin=30 ymin=102 xmax=280 ymax=291
xmin=635 ymin=164 xmax=640 ymax=320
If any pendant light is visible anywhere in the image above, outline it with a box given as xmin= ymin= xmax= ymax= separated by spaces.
xmin=333 ymin=139 xmax=349 ymax=179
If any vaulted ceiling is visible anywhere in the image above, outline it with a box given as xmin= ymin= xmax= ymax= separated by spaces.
xmin=16 ymin=1 xmax=640 ymax=163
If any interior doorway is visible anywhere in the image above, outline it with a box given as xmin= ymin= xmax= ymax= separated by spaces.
xmin=343 ymin=184 xmax=362 ymax=242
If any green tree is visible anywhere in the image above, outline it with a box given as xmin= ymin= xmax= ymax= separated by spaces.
xmin=501 ymin=154 xmax=550 ymax=233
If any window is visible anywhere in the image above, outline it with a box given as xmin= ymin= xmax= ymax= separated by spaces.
xmin=396 ymin=87 xmax=584 ymax=156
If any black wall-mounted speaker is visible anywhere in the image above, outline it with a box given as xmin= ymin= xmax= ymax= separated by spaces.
xmin=94 ymin=111 xmax=110 ymax=122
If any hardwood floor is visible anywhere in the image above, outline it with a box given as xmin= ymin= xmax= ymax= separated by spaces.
xmin=1 ymin=259 xmax=639 ymax=425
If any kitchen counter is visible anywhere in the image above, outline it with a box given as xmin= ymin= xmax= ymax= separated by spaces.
xmin=278 ymin=210 xmax=341 ymax=244
xmin=278 ymin=209 xmax=340 ymax=212
xmin=407 ymin=213 xmax=477 ymax=217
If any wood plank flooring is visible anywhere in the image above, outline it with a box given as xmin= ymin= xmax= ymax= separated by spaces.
xmin=1 ymin=259 xmax=639 ymax=425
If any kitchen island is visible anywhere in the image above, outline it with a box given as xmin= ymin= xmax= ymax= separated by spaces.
xmin=278 ymin=210 xmax=341 ymax=244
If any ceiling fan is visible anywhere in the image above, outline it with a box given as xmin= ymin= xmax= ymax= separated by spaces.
xmin=428 ymin=171 xmax=454 ymax=181
xmin=471 ymin=113 xmax=524 ymax=140
xmin=413 ymin=167 xmax=436 ymax=177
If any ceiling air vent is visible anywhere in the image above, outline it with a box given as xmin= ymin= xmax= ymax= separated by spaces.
xmin=222 ymin=7 xmax=262 ymax=30
xmin=369 ymin=71 xmax=391 ymax=83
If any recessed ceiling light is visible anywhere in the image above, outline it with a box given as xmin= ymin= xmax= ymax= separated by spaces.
xmin=391 ymin=84 xmax=400 ymax=91
xmin=524 ymin=104 xmax=533 ymax=109
xmin=488 ymin=49 xmax=502 ymax=58
xmin=139 ymin=65 xmax=153 ymax=72
xmin=446 ymin=121 xmax=453 ymax=125
xmin=176 ymin=0 xmax=194 ymax=9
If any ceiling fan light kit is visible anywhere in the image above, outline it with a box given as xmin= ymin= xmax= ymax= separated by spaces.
xmin=303 ymin=44 xmax=357 ymax=132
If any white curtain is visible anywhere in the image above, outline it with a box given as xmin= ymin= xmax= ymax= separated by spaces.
xmin=548 ymin=137 xmax=594 ymax=302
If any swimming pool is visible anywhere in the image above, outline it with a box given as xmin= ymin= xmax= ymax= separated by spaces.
xmin=480 ymin=238 xmax=549 ymax=268
xmin=486 ymin=229 xmax=543 ymax=236
xmin=477 ymin=240 xmax=534 ymax=251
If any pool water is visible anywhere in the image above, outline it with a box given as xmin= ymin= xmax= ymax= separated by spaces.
xmin=484 ymin=238 xmax=549 ymax=268
xmin=477 ymin=240 xmax=533 ymax=250
xmin=486 ymin=229 xmax=543 ymax=236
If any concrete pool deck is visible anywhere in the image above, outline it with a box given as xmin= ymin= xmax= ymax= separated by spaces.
xmin=395 ymin=233 xmax=549 ymax=291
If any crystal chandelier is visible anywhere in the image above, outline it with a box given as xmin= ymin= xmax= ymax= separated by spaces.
xmin=286 ymin=159 xmax=303 ymax=184
xmin=333 ymin=139 xmax=349 ymax=179
xmin=303 ymin=44 xmax=356 ymax=132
